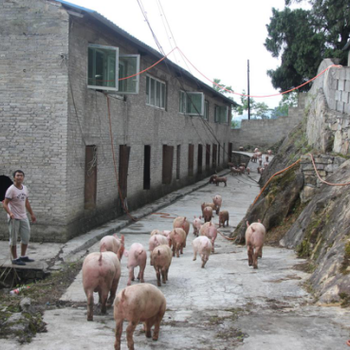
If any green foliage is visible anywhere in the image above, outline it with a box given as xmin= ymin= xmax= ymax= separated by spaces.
xmin=265 ymin=0 xmax=349 ymax=92
xmin=212 ymin=78 xmax=234 ymax=97
xmin=233 ymin=90 xmax=272 ymax=119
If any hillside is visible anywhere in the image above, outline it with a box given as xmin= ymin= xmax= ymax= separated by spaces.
xmin=232 ymin=117 xmax=350 ymax=305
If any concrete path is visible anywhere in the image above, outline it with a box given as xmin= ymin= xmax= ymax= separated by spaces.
xmin=2 ymin=160 xmax=350 ymax=350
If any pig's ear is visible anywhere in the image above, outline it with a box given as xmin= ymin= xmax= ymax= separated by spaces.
xmin=199 ymin=216 xmax=202 ymax=220
xmin=246 ymin=221 xmax=250 ymax=227
xmin=123 ymin=250 xmax=129 ymax=257
xmin=258 ymin=219 xmax=261 ymax=223
xmin=113 ymin=233 xmax=117 ymax=238
xmin=121 ymin=235 xmax=125 ymax=243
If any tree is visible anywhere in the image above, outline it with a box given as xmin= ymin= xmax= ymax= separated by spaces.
xmin=271 ymin=91 xmax=299 ymax=118
xmin=265 ymin=0 xmax=350 ymax=92
xmin=233 ymin=91 xmax=271 ymax=119
xmin=212 ymin=78 xmax=234 ymax=96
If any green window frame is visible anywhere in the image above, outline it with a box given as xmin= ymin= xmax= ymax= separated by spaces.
xmin=215 ymin=105 xmax=229 ymax=123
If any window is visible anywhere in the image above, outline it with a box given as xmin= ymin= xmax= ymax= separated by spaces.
xmin=146 ymin=75 xmax=166 ymax=109
xmin=204 ymin=100 xmax=209 ymax=120
xmin=88 ymin=44 xmax=140 ymax=93
xmin=214 ymin=105 xmax=229 ymax=123
xmin=179 ymin=91 xmax=204 ymax=116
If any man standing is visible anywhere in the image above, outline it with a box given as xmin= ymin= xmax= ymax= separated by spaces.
xmin=3 ymin=170 xmax=36 ymax=265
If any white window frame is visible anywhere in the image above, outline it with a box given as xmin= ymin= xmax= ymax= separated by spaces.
xmin=88 ymin=44 xmax=140 ymax=94
xmin=179 ymin=91 xmax=204 ymax=116
xmin=118 ymin=54 xmax=140 ymax=94
xmin=146 ymin=75 xmax=166 ymax=109
xmin=215 ymin=105 xmax=229 ymax=123
xmin=204 ymin=100 xmax=209 ymax=120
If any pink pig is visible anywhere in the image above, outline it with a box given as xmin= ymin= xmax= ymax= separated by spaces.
xmin=151 ymin=244 xmax=172 ymax=286
xmin=114 ymin=283 xmax=166 ymax=350
xmin=82 ymin=251 xmax=121 ymax=321
xmin=203 ymin=206 xmax=213 ymax=223
xmin=192 ymin=215 xmax=203 ymax=236
xmin=192 ymin=236 xmax=212 ymax=268
xmin=173 ymin=216 xmax=190 ymax=246
xmin=149 ymin=234 xmax=169 ymax=265
xmin=99 ymin=234 xmax=125 ymax=261
xmin=168 ymin=228 xmax=186 ymax=257
xmin=245 ymin=221 xmax=266 ymax=269
xmin=124 ymin=243 xmax=147 ymax=286
xmin=199 ymin=222 xmax=217 ymax=252
xmin=213 ymin=195 xmax=222 ymax=215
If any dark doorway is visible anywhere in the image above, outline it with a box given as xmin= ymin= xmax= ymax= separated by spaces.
xmin=206 ymin=144 xmax=211 ymax=170
xmin=84 ymin=145 xmax=97 ymax=210
xmin=176 ymin=145 xmax=181 ymax=180
xmin=228 ymin=143 xmax=233 ymax=163
xmin=218 ymin=143 xmax=221 ymax=166
xmin=143 ymin=145 xmax=151 ymax=190
xmin=119 ymin=145 xmax=131 ymax=200
xmin=0 ymin=175 xmax=13 ymax=201
xmin=162 ymin=145 xmax=174 ymax=185
xmin=212 ymin=144 xmax=217 ymax=170
xmin=197 ymin=144 xmax=203 ymax=174
xmin=188 ymin=144 xmax=194 ymax=177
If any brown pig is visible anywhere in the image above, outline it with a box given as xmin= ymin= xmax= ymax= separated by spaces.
xmin=99 ymin=234 xmax=125 ymax=261
xmin=199 ymin=221 xmax=217 ymax=252
xmin=173 ymin=216 xmax=190 ymax=246
xmin=124 ymin=243 xmax=147 ymax=286
xmin=151 ymin=244 xmax=172 ymax=286
xmin=245 ymin=221 xmax=266 ymax=269
xmin=219 ymin=210 xmax=229 ymax=227
xmin=82 ymin=251 xmax=121 ymax=321
xmin=201 ymin=202 xmax=216 ymax=215
xmin=214 ymin=176 xmax=227 ymax=186
xmin=149 ymin=234 xmax=169 ymax=265
xmin=203 ymin=206 xmax=213 ymax=223
xmin=213 ymin=194 xmax=222 ymax=215
xmin=168 ymin=228 xmax=186 ymax=257
xmin=114 ymin=283 xmax=166 ymax=350
xmin=192 ymin=236 xmax=212 ymax=268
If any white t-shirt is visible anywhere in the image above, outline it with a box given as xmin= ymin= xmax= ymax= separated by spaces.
xmin=5 ymin=184 xmax=29 ymax=220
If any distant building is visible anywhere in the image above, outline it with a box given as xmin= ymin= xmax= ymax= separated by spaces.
xmin=0 ymin=0 xmax=236 ymax=242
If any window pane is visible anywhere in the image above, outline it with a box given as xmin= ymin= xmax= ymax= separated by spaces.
xmin=146 ymin=76 xmax=150 ymax=104
xmin=161 ymin=83 xmax=165 ymax=108
xmin=118 ymin=55 xmax=140 ymax=94
xmin=88 ymin=46 xmax=117 ymax=89
xmin=156 ymin=81 xmax=160 ymax=107
xmin=150 ymin=79 xmax=155 ymax=106
xmin=186 ymin=92 xmax=204 ymax=115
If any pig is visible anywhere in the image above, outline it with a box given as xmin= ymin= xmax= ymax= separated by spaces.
xmin=99 ymin=234 xmax=125 ymax=261
xmin=251 ymin=153 xmax=258 ymax=163
xmin=82 ymin=251 xmax=121 ymax=321
xmin=254 ymin=148 xmax=259 ymax=153
xmin=245 ymin=221 xmax=266 ymax=269
xmin=199 ymin=221 xmax=217 ymax=252
xmin=173 ymin=216 xmax=190 ymax=243
xmin=201 ymin=202 xmax=216 ymax=215
xmin=239 ymin=146 xmax=244 ymax=151
xmin=239 ymin=166 xmax=246 ymax=174
xmin=267 ymin=149 xmax=273 ymax=155
xmin=114 ymin=283 xmax=166 ymax=350
xmin=246 ymin=167 xmax=251 ymax=175
xmin=231 ymin=167 xmax=242 ymax=176
xmin=209 ymin=174 xmax=218 ymax=184
xmin=124 ymin=243 xmax=147 ymax=286
xmin=219 ymin=210 xmax=229 ymax=227
xmin=203 ymin=206 xmax=213 ymax=223
xmin=168 ymin=228 xmax=186 ymax=257
xmin=214 ymin=176 xmax=227 ymax=186
xmin=151 ymin=244 xmax=172 ymax=286
xmin=213 ymin=194 xmax=222 ymax=215
xmin=149 ymin=234 xmax=169 ymax=265
xmin=192 ymin=236 xmax=212 ymax=268
xmin=150 ymin=229 xmax=162 ymax=236
xmin=265 ymin=155 xmax=269 ymax=162
xmin=192 ymin=215 xmax=203 ymax=236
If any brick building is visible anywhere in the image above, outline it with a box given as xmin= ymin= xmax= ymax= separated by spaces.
xmin=0 ymin=0 xmax=235 ymax=242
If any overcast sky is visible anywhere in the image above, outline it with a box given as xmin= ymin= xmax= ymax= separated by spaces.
xmin=62 ymin=0 xmax=307 ymax=110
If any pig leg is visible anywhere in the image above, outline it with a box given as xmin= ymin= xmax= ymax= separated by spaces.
xmin=126 ymin=321 xmax=137 ymax=350
xmin=138 ymin=263 xmax=146 ymax=283
xmin=247 ymin=246 xmax=253 ymax=266
xmin=253 ymin=249 xmax=259 ymax=269
xmin=143 ymin=320 xmax=152 ymax=338
xmin=161 ymin=268 xmax=167 ymax=284
xmin=201 ymin=254 xmax=208 ymax=268
xmin=114 ymin=319 xmax=123 ymax=350
xmin=150 ymin=255 xmax=153 ymax=266
xmin=165 ymin=267 xmax=169 ymax=281
xmin=108 ymin=276 xmax=120 ymax=305
xmin=258 ymin=246 xmax=263 ymax=258
xmin=176 ymin=244 xmax=180 ymax=258
xmin=156 ymin=267 xmax=161 ymax=287
xmin=193 ymin=249 xmax=198 ymax=261
xmin=100 ymin=290 xmax=109 ymax=314
xmin=152 ymin=306 xmax=166 ymax=341
xmin=86 ymin=291 xmax=94 ymax=321
xmin=127 ymin=267 xmax=134 ymax=286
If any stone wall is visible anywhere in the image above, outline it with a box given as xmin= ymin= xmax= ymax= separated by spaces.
xmin=230 ymin=94 xmax=306 ymax=151
xmin=306 ymin=59 xmax=350 ymax=154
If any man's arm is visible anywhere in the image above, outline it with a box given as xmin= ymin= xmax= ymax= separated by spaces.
xmin=25 ymin=198 xmax=36 ymax=223
xmin=3 ymin=198 xmax=14 ymax=219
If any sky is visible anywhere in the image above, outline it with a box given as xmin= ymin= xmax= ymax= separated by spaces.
xmin=61 ymin=0 xmax=307 ymax=112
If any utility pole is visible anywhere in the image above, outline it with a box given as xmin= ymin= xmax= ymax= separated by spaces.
xmin=247 ymin=59 xmax=250 ymax=120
